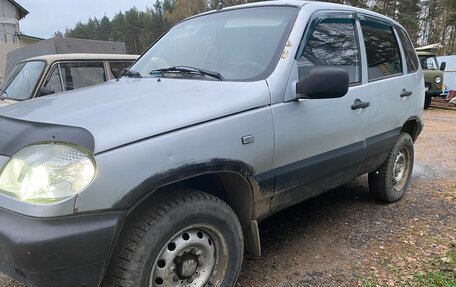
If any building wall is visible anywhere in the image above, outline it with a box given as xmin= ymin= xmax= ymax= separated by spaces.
xmin=0 ymin=42 xmax=18 ymax=80
xmin=0 ymin=0 xmax=19 ymax=81
xmin=0 ymin=0 xmax=19 ymax=44
xmin=438 ymin=55 xmax=456 ymax=93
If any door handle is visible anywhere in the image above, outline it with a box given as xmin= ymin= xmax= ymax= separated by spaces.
xmin=351 ymin=99 xmax=370 ymax=110
xmin=400 ymin=89 xmax=413 ymax=98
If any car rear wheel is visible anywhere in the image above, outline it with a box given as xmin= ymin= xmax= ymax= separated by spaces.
xmin=103 ymin=190 xmax=244 ymax=287
xmin=368 ymin=133 xmax=414 ymax=203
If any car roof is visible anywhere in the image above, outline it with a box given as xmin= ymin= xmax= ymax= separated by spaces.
xmin=21 ymin=53 xmax=139 ymax=64
xmin=192 ymin=0 xmax=402 ymax=29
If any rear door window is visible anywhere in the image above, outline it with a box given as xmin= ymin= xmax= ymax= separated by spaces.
xmin=298 ymin=16 xmax=361 ymax=84
xmin=360 ymin=19 xmax=403 ymax=81
xmin=59 ymin=62 xmax=106 ymax=91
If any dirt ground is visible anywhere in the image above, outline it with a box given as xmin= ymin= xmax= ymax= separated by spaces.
xmin=1 ymin=108 xmax=455 ymax=287
xmin=237 ymin=108 xmax=456 ymax=287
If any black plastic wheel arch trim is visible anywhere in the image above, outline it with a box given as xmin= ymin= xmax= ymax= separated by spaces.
xmin=113 ymin=158 xmax=257 ymax=209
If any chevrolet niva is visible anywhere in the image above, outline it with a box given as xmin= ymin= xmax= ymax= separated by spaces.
xmin=0 ymin=1 xmax=424 ymax=287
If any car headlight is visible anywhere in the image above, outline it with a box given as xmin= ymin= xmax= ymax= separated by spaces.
xmin=435 ymin=76 xmax=442 ymax=84
xmin=0 ymin=143 xmax=96 ymax=203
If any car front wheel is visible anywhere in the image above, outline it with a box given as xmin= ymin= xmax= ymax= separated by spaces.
xmin=104 ymin=190 xmax=244 ymax=287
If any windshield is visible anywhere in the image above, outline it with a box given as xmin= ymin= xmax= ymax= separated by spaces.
xmin=419 ymin=56 xmax=439 ymax=70
xmin=0 ymin=61 xmax=45 ymax=100
xmin=131 ymin=6 xmax=298 ymax=81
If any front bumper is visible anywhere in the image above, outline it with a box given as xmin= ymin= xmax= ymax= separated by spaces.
xmin=425 ymin=82 xmax=443 ymax=97
xmin=0 ymin=207 xmax=123 ymax=287
xmin=426 ymin=90 xmax=443 ymax=97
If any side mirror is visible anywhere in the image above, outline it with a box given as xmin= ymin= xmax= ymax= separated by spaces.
xmin=440 ymin=61 xmax=446 ymax=71
xmin=37 ymin=87 xmax=55 ymax=97
xmin=296 ymin=67 xmax=349 ymax=99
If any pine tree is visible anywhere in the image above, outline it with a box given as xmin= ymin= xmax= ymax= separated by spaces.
xmin=397 ymin=0 xmax=420 ymax=43
xmin=125 ymin=8 xmax=142 ymax=54
xmin=373 ymin=0 xmax=398 ymax=19
xmin=96 ymin=16 xmax=112 ymax=41
xmin=110 ymin=12 xmax=127 ymax=44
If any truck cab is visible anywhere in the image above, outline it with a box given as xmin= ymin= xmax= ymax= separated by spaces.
xmin=416 ymin=50 xmax=446 ymax=108
xmin=0 ymin=53 xmax=138 ymax=107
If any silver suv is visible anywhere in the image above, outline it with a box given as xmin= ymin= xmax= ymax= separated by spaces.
xmin=0 ymin=1 xmax=424 ymax=287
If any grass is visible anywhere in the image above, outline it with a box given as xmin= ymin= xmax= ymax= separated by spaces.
xmin=359 ymin=248 xmax=456 ymax=287
xmin=360 ymin=278 xmax=378 ymax=287
xmin=414 ymin=272 xmax=456 ymax=287
xmin=413 ymin=248 xmax=456 ymax=287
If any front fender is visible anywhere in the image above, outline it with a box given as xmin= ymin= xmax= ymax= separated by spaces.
xmin=113 ymin=158 xmax=257 ymax=209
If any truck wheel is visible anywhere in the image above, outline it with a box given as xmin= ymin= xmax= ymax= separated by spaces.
xmin=424 ymin=94 xmax=432 ymax=109
xmin=368 ymin=133 xmax=414 ymax=203
xmin=104 ymin=190 xmax=244 ymax=287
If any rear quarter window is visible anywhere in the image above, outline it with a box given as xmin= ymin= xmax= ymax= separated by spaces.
xmin=109 ymin=61 xmax=135 ymax=78
xmin=396 ymin=26 xmax=419 ymax=73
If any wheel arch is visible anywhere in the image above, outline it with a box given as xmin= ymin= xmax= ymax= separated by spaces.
xmin=109 ymin=159 xmax=262 ymax=263
xmin=114 ymin=159 xmax=257 ymax=227
xmin=401 ymin=116 xmax=424 ymax=142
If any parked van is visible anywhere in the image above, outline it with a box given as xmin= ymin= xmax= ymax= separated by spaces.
xmin=0 ymin=2 xmax=424 ymax=287
xmin=0 ymin=53 xmax=138 ymax=107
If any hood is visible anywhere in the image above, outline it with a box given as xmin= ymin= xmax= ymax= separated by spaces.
xmin=0 ymin=78 xmax=270 ymax=153
xmin=423 ymin=70 xmax=443 ymax=78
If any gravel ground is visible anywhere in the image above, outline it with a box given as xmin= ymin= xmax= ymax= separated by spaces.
xmin=430 ymin=97 xmax=456 ymax=111
xmin=1 ymin=108 xmax=455 ymax=287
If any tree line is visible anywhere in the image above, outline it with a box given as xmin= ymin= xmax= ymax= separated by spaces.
xmin=58 ymin=0 xmax=263 ymax=54
xmin=58 ymin=0 xmax=456 ymax=55
xmin=330 ymin=0 xmax=456 ymax=55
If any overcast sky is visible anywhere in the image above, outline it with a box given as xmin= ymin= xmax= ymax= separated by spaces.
xmin=18 ymin=0 xmax=153 ymax=39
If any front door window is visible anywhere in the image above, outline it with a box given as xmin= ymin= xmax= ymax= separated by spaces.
xmin=298 ymin=17 xmax=361 ymax=84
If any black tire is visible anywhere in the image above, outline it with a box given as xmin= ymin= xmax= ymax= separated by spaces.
xmin=424 ymin=93 xmax=432 ymax=109
xmin=368 ymin=133 xmax=414 ymax=203
xmin=104 ymin=190 xmax=244 ymax=287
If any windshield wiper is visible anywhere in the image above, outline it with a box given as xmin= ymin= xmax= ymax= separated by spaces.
xmin=122 ymin=68 xmax=143 ymax=78
xmin=150 ymin=66 xmax=224 ymax=81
